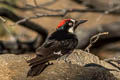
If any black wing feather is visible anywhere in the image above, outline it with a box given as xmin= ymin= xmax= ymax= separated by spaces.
xmin=27 ymin=35 xmax=78 ymax=76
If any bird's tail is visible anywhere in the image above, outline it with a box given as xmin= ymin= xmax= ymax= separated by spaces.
xmin=27 ymin=57 xmax=49 ymax=77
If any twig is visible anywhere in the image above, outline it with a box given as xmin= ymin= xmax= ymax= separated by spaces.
xmin=12 ymin=13 xmax=67 ymax=26
xmin=0 ymin=0 xmax=57 ymax=10
xmin=0 ymin=17 xmax=16 ymax=41
xmin=13 ymin=5 xmax=120 ymax=25
xmin=24 ymin=0 xmax=57 ymax=9
xmin=0 ymin=8 xmax=48 ymax=42
xmin=95 ymin=5 xmax=120 ymax=23
xmin=33 ymin=0 xmax=57 ymax=8
xmin=104 ymin=5 xmax=120 ymax=14
xmin=85 ymin=32 xmax=109 ymax=53
xmin=0 ymin=16 xmax=6 ymax=23
xmin=33 ymin=0 xmax=38 ymax=7
xmin=34 ymin=0 xmax=57 ymax=7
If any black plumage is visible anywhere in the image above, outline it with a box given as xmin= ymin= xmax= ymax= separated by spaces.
xmin=27 ymin=19 xmax=87 ymax=77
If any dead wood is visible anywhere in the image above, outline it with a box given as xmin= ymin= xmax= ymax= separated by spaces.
xmin=0 ymin=8 xmax=48 ymax=54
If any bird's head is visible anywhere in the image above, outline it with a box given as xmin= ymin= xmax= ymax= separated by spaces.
xmin=56 ymin=19 xmax=87 ymax=33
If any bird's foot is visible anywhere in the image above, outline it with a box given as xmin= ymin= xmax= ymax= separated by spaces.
xmin=64 ymin=58 xmax=72 ymax=64
xmin=47 ymin=61 xmax=53 ymax=65
xmin=57 ymin=54 xmax=72 ymax=64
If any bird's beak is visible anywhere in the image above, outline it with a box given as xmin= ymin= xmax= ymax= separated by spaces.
xmin=74 ymin=20 xmax=88 ymax=30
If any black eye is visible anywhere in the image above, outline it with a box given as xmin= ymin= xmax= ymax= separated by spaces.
xmin=68 ymin=22 xmax=73 ymax=26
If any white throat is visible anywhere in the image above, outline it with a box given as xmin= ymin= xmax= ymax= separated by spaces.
xmin=68 ymin=27 xmax=74 ymax=33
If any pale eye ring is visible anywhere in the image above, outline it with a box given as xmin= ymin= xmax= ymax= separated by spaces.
xmin=68 ymin=22 xmax=73 ymax=26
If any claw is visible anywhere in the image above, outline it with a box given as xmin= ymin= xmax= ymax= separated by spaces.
xmin=57 ymin=54 xmax=72 ymax=63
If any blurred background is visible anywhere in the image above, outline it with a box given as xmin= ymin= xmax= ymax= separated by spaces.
xmin=1 ymin=0 xmax=120 ymax=60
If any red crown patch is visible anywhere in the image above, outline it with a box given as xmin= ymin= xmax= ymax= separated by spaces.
xmin=57 ymin=19 xmax=71 ymax=29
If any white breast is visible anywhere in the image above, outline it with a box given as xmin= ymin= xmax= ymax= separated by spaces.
xmin=68 ymin=27 xmax=74 ymax=33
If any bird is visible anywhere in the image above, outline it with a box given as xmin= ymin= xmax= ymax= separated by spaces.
xmin=27 ymin=19 xmax=87 ymax=77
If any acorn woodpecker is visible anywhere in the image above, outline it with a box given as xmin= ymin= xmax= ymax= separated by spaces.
xmin=27 ymin=19 xmax=87 ymax=77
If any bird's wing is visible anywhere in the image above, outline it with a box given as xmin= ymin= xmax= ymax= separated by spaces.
xmin=36 ymin=40 xmax=61 ymax=57
xmin=37 ymin=38 xmax=78 ymax=56
xmin=27 ymin=38 xmax=78 ymax=76
xmin=27 ymin=38 xmax=78 ymax=64
xmin=27 ymin=40 xmax=60 ymax=64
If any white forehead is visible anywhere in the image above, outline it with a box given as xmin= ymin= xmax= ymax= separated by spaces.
xmin=70 ymin=19 xmax=76 ymax=23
